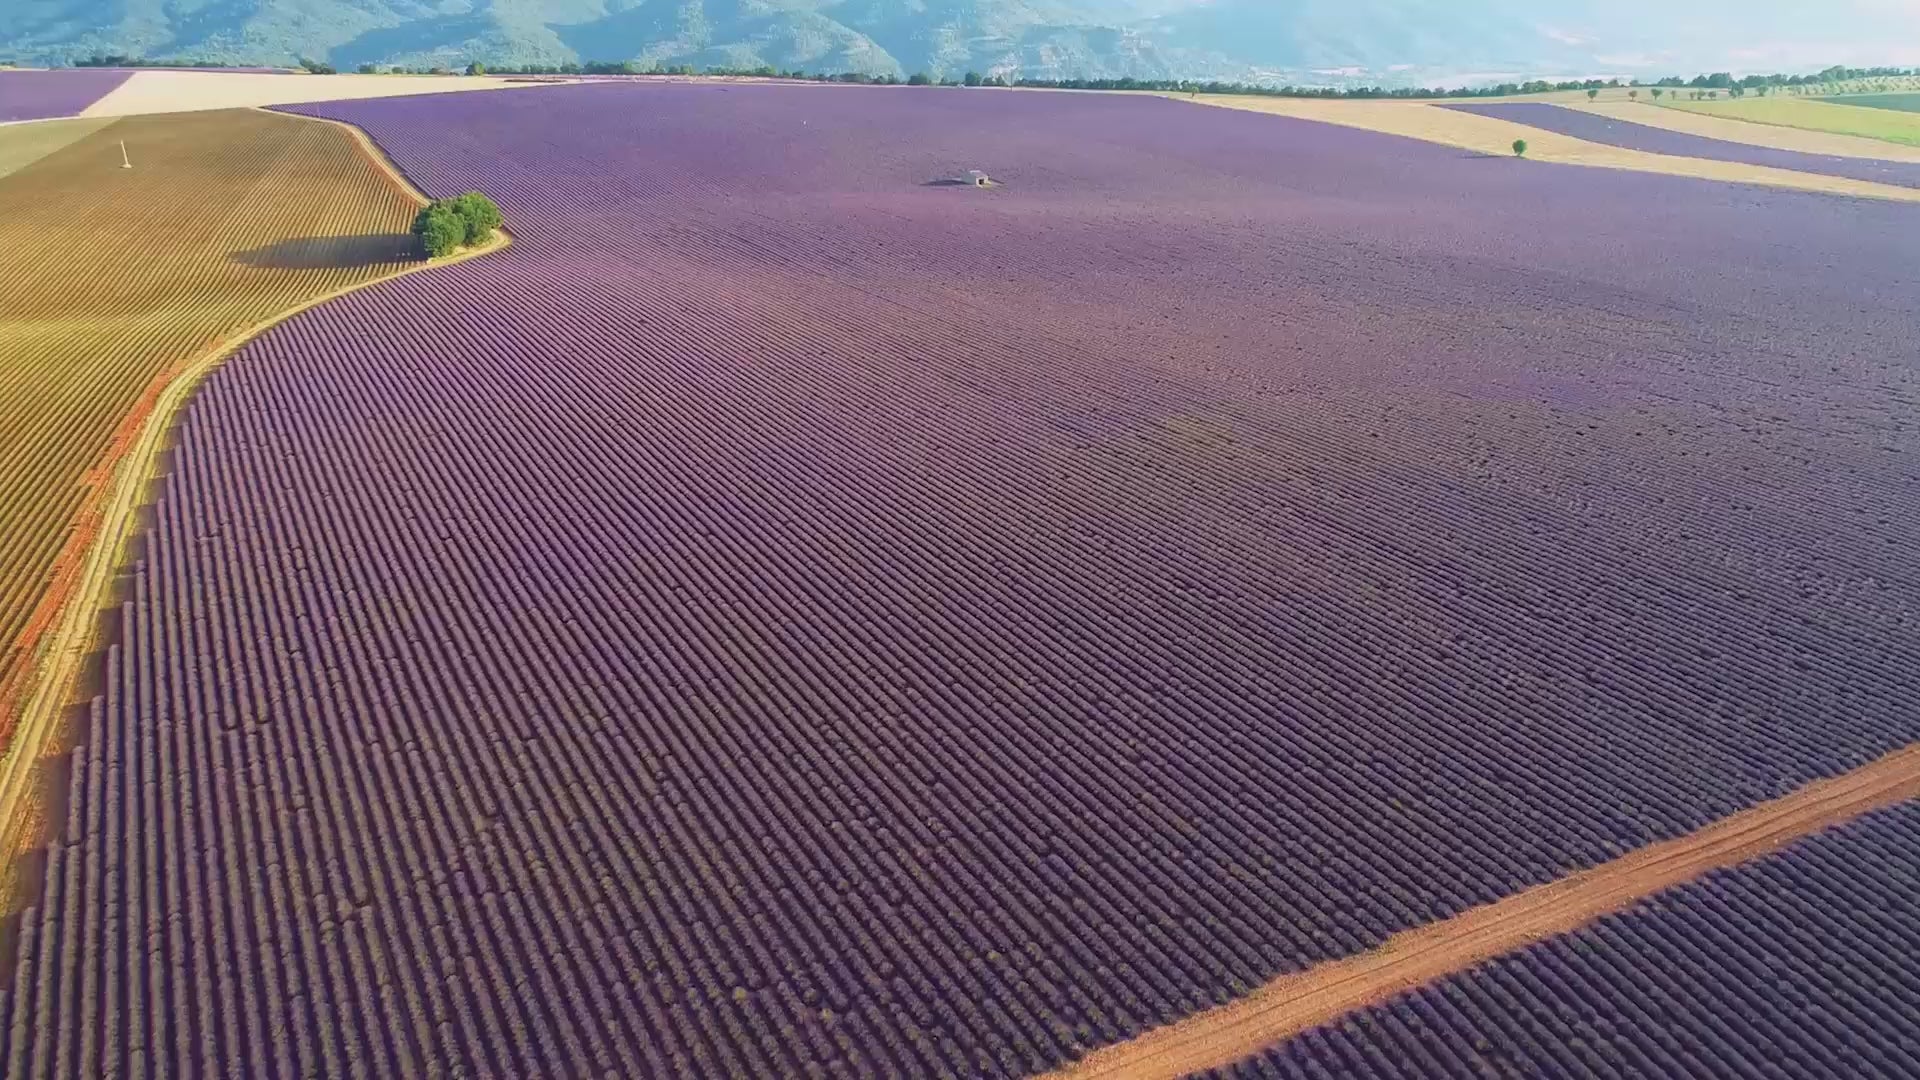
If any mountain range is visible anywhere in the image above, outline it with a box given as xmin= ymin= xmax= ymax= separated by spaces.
xmin=6 ymin=1 xmax=1919 ymax=87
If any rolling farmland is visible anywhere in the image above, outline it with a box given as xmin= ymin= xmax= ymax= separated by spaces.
xmin=1181 ymin=95 xmax=1920 ymax=202
xmin=1667 ymin=96 xmax=1920 ymax=147
xmin=0 ymin=109 xmax=418 ymax=764
xmin=0 ymin=69 xmax=131 ymax=122
xmin=1208 ymin=802 xmax=1920 ymax=1078
xmin=2 ymin=83 xmax=1918 ymax=1076
xmin=1447 ymin=102 xmax=1920 ymax=188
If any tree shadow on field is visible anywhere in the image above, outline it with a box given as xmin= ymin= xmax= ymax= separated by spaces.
xmin=232 ymin=233 xmax=419 ymax=270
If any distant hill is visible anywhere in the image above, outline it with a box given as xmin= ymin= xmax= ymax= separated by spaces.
xmin=4 ymin=1 xmax=1917 ymax=87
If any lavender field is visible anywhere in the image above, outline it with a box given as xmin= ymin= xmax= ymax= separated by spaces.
xmin=0 ymin=69 xmax=130 ymax=122
xmin=3 ymin=84 xmax=1918 ymax=1076
xmin=1448 ymin=101 xmax=1920 ymax=188
xmin=1212 ymin=802 xmax=1920 ymax=1078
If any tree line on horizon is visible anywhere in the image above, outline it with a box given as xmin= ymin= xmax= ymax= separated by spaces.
xmin=57 ymin=54 xmax=1920 ymax=101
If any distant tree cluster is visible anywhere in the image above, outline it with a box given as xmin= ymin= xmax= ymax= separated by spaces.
xmin=57 ymin=53 xmax=1920 ymax=102
xmin=71 ymin=54 xmax=274 ymax=69
xmin=412 ymin=192 xmax=502 ymax=258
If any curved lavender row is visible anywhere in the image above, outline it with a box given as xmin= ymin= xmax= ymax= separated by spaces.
xmin=1446 ymin=101 xmax=1920 ymax=188
xmin=1211 ymin=801 xmax=1920 ymax=1079
xmin=0 ymin=69 xmax=133 ymax=122
xmin=2 ymin=84 xmax=1917 ymax=1076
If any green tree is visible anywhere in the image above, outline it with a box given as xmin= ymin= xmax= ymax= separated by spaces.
xmin=450 ymin=192 xmax=502 ymax=243
xmin=466 ymin=61 xmax=486 ymax=76
xmin=413 ymin=203 xmax=468 ymax=258
xmin=357 ymin=63 xmax=376 ymax=75
xmin=963 ymin=71 xmax=983 ymax=87
xmin=1627 ymin=89 xmax=1637 ymax=100
xmin=907 ymin=72 xmax=932 ymax=86
xmin=1511 ymin=138 xmax=1527 ymax=158
xmin=411 ymin=192 xmax=503 ymax=257
xmin=1650 ymin=87 xmax=1663 ymax=100
xmin=1587 ymin=88 xmax=1599 ymax=100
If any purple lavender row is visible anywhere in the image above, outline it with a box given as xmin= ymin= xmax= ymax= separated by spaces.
xmin=0 ymin=69 xmax=132 ymax=122
xmin=1 ymin=83 xmax=1916 ymax=1076
xmin=1211 ymin=801 xmax=1920 ymax=1079
xmin=1446 ymin=102 xmax=1920 ymax=188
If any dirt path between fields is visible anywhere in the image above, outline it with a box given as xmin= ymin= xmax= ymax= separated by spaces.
xmin=1041 ymin=744 xmax=1920 ymax=1079
xmin=0 ymin=109 xmax=508 ymax=953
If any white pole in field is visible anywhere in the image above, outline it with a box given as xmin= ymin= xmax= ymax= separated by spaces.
xmin=120 ymin=140 xmax=132 ymax=169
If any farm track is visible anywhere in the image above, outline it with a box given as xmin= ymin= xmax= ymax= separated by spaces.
xmin=0 ymin=108 xmax=492 ymax=922
xmin=1043 ymin=746 xmax=1920 ymax=1078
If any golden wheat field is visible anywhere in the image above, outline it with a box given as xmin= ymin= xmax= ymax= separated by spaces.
xmin=0 ymin=107 xmax=420 ymax=747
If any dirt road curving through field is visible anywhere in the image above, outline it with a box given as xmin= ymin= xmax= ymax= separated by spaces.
xmin=0 ymin=109 xmax=509 ymax=936
xmin=1042 ymin=745 xmax=1920 ymax=1080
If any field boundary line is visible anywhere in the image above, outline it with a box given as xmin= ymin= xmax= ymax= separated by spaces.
xmin=262 ymin=105 xmax=438 ymax=204
xmin=1177 ymin=95 xmax=1920 ymax=203
xmin=0 ymin=109 xmax=509 ymax=892
xmin=1039 ymin=744 xmax=1920 ymax=1080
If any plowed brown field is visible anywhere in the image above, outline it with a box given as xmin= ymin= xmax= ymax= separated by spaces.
xmin=0 ymin=108 xmax=418 ymax=761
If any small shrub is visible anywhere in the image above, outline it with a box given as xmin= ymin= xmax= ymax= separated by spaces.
xmin=357 ymin=63 xmax=376 ymax=75
xmin=1651 ymin=87 xmax=1663 ymax=100
xmin=963 ymin=71 xmax=983 ymax=87
xmin=1587 ymin=88 xmax=1599 ymax=100
xmin=1628 ymin=89 xmax=1638 ymax=100
xmin=466 ymin=61 xmax=486 ymax=77
xmin=1511 ymin=138 xmax=1527 ymax=158
xmin=907 ymin=72 xmax=932 ymax=86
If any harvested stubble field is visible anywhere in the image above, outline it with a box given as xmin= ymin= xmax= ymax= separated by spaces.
xmin=0 ymin=108 xmax=417 ymax=773
xmin=1207 ymin=802 xmax=1920 ymax=1078
xmin=4 ymin=84 xmax=1919 ymax=1077
xmin=0 ymin=116 xmax=116 ymax=179
xmin=1668 ymin=95 xmax=1920 ymax=147
xmin=1447 ymin=102 xmax=1920 ymax=188
xmin=0 ymin=69 xmax=132 ymax=123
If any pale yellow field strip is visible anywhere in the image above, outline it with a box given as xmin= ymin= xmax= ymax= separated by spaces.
xmin=1041 ymin=745 xmax=1920 ymax=1080
xmin=1184 ymin=95 xmax=1920 ymax=202
xmin=81 ymin=70 xmax=559 ymax=117
xmin=1569 ymin=100 xmax=1920 ymax=162
xmin=0 ymin=116 xmax=118 ymax=179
